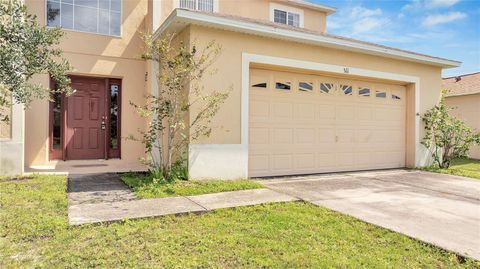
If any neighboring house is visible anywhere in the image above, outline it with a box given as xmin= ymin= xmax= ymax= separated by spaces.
xmin=443 ymin=72 xmax=480 ymax=160
xmin=1 ymin=0 xmax=461 ymax=178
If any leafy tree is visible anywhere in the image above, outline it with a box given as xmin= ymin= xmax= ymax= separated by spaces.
xmin=130 ymin=34 xmax=230 ymax=182
xmin=421 ymin=90 xmax=480 ymax=168
xmin=0 ymin=0 xmax=71 ymax=122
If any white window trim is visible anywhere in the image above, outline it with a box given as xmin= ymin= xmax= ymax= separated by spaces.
xmin=174 ymin=0 xmax=219 ymax=12
xmin=269 ymin=3 xmax=304 ymax=28
xmin=44 ymin=0 xmax=122 ymax=37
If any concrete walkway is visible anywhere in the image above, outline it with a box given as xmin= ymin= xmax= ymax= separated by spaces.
xmin=68 ymin=174 xmax=297 ymax=225
xmin=261 ymin=169 xmax=480 ymax=261
xmin=68 ymin=173 xmax=137 ymax=205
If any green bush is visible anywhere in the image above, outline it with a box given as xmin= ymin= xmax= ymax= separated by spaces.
xmin=421 ymin=90 xmax=480 ymax=168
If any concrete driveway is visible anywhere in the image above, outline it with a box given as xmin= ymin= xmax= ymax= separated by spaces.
xmin=261 ymin=170 xmax=480 ymax=261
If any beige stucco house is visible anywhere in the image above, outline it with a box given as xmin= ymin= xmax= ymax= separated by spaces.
xmin=444 ymin=72 xmax=480 ymax=160
xmin=0 ymin=0 xmax=462 ymax=178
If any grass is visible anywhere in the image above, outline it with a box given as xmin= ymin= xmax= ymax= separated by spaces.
xmin=120 ymin=172 xmax=264 ymax=198
xmin=1 ymin=175 xmax=480 ymax=268
xmin=421 ymin=158 xmax=480 ymax=180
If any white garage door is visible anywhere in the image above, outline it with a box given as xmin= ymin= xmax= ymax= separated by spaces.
xmin=249 ymin=68 xmax=406 ymax=177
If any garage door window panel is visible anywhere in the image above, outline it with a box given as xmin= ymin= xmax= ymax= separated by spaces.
xmin=320 ymin=82 xmax=334 ymax=94
xmin=275 ymin=81 xmax=292 ymax=91
xmin=299 ymin=81 xmax=313 ymax=92
xmin=376 ymin=90 xmax=387 ymax=98
xmin=391 ymin=89 xmax=403 ymax=100
xmin=251 ymin=75 xmax=269 ymax=90
xmin=340 ymin=85 xmax=353 ymax=95
xmin=252 ymin=82 xmax=268 ymax=89
xmin=358 ymin=87 xmax=371 ymax=97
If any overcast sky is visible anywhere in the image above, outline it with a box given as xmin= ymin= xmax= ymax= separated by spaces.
xmin=313 ymin=0 xmax=480 ymax=77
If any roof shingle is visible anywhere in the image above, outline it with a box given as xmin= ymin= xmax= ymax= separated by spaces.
xmin=184 ymin=9 xmax=459 ymax=65
xmin=443 ymin=72 xmax=480 ymax=97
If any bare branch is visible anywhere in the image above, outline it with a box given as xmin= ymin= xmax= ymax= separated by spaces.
xmin=130 ymin=33 xmax=230 ymax=182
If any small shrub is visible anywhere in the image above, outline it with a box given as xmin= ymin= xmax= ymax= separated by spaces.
xmin=421 ymin=90 xmax=480 ymax=168
xmin=148 ymin=161 xmax=187 ymax=184
xmin=130 ymin=33 xmax=230 ymax=183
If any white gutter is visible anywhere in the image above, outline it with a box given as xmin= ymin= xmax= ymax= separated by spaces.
xmin=154 ymin=9 xmax=462 ymax=68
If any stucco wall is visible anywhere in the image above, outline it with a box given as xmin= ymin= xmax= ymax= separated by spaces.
xmin=188 ymin=25 xmax=442 ymax=144
xmin=0 ymin=103 xmax=24 ymax=176
xmin=445 ymin=94 xmax=480 ymax=159
xmin=0 ymin=99 xmax=11 ymax=139
xmin=186 ymin=25 xmax=443 ymax=178
xmin=24 ymin=0 xmax=149 ymax=167
xmin=159 ymin=0 xmax=328 ymax=32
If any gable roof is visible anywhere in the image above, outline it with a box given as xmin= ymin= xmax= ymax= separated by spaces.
xmin=443 ymin=72 xmax=480 ymax=97
xmin=155 ymin=9 xmax=462 ymax=69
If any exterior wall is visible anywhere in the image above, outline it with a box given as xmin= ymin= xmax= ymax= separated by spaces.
xmin=186 ymin=25 xmax=443 ymax=178
xmin=159 ymin=0 xmax=327 ymax=32
xmin=24 ymin=0 xmax=149 ymax=168
xmin=159 ymin=0 xmax=175 ymax=27
xmin=0 ymin=100 xmax=11 ymax=139
xmin=0 ymin=102 xmax=24 ymax=176
xmin=150 ymin=28 xmax=191 ymax=166
xmin=302 ymin=5 xmax=327 ymax=32
xmin=445 ymin=94 xmax=480 ymax=159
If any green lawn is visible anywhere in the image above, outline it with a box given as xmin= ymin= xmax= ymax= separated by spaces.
xmin=1 ymin=175 xmax=479 ymax=268
xmin=421 ymin=158 xmax=480 ymax=180
xmin=120 ymin=172 xmax=263 ymax=198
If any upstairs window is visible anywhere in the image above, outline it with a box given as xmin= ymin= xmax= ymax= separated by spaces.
xmin=180 ymin=0 xmax=214 ymax=12
xmin=274 ymin=9 xmax=300 ymax=27
xmin=46 ymin=0 xmax=121 ymax=36
xmin=274 ymin=9 xmax=287 ymax=24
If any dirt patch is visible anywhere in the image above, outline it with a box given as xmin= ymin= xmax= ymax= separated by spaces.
xmin=0 ymin=177 xmax=33 ymax=183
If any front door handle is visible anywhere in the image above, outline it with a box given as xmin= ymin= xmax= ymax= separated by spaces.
xmin=101 ymin=119 xmax=106 ymax=130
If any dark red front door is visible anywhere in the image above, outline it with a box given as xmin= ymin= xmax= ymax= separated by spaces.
xmin=66 ymin=77 xmax=106 ymax=160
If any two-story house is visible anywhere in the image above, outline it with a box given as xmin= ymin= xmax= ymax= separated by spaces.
xmin=1 ymin=0 xmax=461 ymax=178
